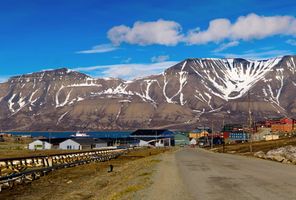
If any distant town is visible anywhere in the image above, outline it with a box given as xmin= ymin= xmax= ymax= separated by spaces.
xmin=0 ymin=116 xmax=295 ymax=151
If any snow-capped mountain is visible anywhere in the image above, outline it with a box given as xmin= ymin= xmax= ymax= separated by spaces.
xmin=1 ymin=55 xmax=296 ymax=131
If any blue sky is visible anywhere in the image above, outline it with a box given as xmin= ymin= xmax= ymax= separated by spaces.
xmin=1 ymin=0 xmax=296 ymax=81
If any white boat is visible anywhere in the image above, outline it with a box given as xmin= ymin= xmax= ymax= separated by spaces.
xmin=71 ymin=131 xmax=90 ymax=137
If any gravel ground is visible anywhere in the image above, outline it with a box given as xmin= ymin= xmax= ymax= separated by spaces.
xmin=136 ymin=149 xmax=192 ymax=200
xmin=136 ymin=147 xmax=296 ymax=200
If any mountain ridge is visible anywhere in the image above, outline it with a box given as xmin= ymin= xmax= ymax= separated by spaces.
xmin=1 ymin=55 xmax=296 ymax=131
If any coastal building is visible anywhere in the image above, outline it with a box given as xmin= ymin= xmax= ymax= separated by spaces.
xmin=229 ymin=131 xmax=249 ymax=142
xmin=189 ymin=138 xmax=197 ymax=147
xmin=252 ymin=128 xmax=272 ymax=141
xmin=256 ymin=117 xmax=296 ymax=133
xmin=59 ymin=138 xmax=107 ymax=150
xmin=130 ymin=129 xmax=174 ymax=147
xmin=222 ymin=124 xmax=243 ymax=132
xmin=221 ymin=124 xmax=244 ymax=140
xmin=28 ymin=138 xmax=68 ymax=150
xmin=189 ymin=127 xmax=212 ymax=139
xmin=265 ymin=134 xmax=280 ymax=141
xmin=189 ymin=131 xmax=208 ymax=139
xmin=86 ymin=132 xmax=136 ymax=147
xmin=174 ymin=132 xmax=189 ymax=146
xmin=271 ymin=124 xmax=294 ymax=133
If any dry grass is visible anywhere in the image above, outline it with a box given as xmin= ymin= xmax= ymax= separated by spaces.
xmin=213 ymin=136 xmax=296 ymax=155
xmin=0 ymin=137 xmax=99 ymax=158
xmin=0 ymin=148 xmax=171 ymax=200
xmin=110 ymin=184 xmax=145 ymax=200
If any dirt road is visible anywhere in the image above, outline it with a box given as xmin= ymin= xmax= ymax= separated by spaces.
xmin=143 ymin=148 xmax=296 ymax=200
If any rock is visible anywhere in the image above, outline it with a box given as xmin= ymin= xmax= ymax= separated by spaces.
xmin=272 ymin=155 xmax=285 ymax=162
xmin=284 ymin=152 xmax=296 ymax=164
xmin=282 ymin=159 xmax=291 ymax=164
xmin=67 ymin=180 xmax=72 ymax=184
xmin=254 ymin=151 xmax=266 ymax=159
xmin=291 ymin=159 xmax=296 ymax=165
xmin=285 ymin=145 xmax=296 ymax=153
xmin=266 ymin=146 xmax=296 ymax=164
xmin=266 ymin=148 xmax=285 ymax=162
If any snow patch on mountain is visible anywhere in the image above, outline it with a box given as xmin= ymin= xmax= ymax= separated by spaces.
xmin=8 ymin=94 xmax=16 ymax=112
xmin=190 ymin=57 xmax=282 ymax=101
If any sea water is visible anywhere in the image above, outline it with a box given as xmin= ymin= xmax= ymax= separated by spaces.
xmin=5 ymin=131 xmax=132 ymax=139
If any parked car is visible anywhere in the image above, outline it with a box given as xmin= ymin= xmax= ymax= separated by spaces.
xmin=198 ymin=137 xmax=210 ymax=147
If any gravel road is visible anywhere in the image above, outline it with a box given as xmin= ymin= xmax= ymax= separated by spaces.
xmin=145 ymin=148 xmax=296 ymax=200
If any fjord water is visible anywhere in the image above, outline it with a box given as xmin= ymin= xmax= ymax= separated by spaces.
xmin=6 ymin=131 xmax=131 ymax=138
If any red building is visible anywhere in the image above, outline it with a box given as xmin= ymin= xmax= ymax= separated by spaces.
xmin=222 ymin=131 xmax=230 ymax=139
xmin=256 ymin=117 xmax=296 ymax=133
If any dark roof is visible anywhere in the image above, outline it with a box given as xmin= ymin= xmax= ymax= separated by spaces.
xmin=223 ymin=124 xmax=243 ymax=127
xmin=222 ymin=124 xmax=243 ymax=131
xmin=131 ymin=129 xmax=174 ymax=137
xmin=196 ymin=126 xmax=211 ymax=130
xmin=39 ymin=138 xmax=68 ymax=145
xmin=70 ymin=138 xmax=106 ymax=145
xmin=87 ymin=132 xmax=131 ymax=138
xmin=133 ymin=137 xmax=172 ymax=142
xmin=267 ymin=117 xmax=287 ymax=121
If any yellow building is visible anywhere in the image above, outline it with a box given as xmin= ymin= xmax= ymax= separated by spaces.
xmin=189 ymin=131 xmax=209 ymax=139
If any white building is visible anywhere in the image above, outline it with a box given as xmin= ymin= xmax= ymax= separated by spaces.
xmin=190 ymin=138 xmax=197 ymax=145
xmin=28 ymin=140 xmax=52 ymax=150
xmin=59 ymin=138 xmax=107 ymax=150
xmin=130 ymin=129 xmax=174 ymax=147
xmin=28 ymin=138 xmax=69 ymax=150
xmin=253 ymin=128 xmax=272 ymax=141
xmin=265 ymin=134 xmax=279 ymax=141
xmin=138 ymin=139 xmax=167 ymax=147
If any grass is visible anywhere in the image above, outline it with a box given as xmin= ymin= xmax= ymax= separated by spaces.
xmin=213 ymin=136 xmax=296 ymax=155
xmin=0 ymin=147 xmax=170 ymax=200
xmin=150 ymin=159 xmax=161 ymax=163
xmin=139 ymin=172 xmax=152 ymax=176
xmin=110 ymin=185 xmax=144 ymax=200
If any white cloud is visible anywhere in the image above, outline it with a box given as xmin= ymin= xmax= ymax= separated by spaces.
xmin=286 ymin=39 xmax=296 ymax=46
xmin=215 ymin=49 xmax=292 ymax=60
xmin=0 ymin=76 xmax=9 ymax=83
xmin=187 ymin=19 xmax=232 ymax=44
xmin=213 ymin=41 xmax=239 ymax=52
xmin=122 ymin=57 xmax=132 ymax=63
xmin=81 ymin=14 xmax=296 ymax=52
xmin=107 ymin=19 xmax=183 ymax=46
xmin=187 ymin=13 xmax=296 ymax=44
xmin=76 ymin=43 xmax=118 ymax=54
xmin=72 ymin=61 xmax=178 ymax=80
xmin=151 ymin=55 xmax=170 ymax=63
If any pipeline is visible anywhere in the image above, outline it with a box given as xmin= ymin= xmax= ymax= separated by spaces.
xmin=0 ymin=148 xmax=127 ymax=192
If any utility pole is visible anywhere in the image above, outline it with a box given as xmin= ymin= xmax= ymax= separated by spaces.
xmin=248 ymin=91 xmax=253 ymax=153
xmin=155 ymin=130 xmax=157 ymax=147
xmin=211 ymin=120 xmax=214 ymax=149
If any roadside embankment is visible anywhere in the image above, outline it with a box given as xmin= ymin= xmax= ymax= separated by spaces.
xmin=254 ymin=145 xmax=296 ymax=164
xmin=0 ymin=148 xmax=172 ymax=200
xmin=209 ymin=136 xmax=296 ymax=166
xmin=212 ymin=136 xmax=296 ymax=156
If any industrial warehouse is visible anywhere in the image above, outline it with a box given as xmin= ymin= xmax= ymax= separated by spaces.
xmin=27 ymin=129 xmax=175 ymax=150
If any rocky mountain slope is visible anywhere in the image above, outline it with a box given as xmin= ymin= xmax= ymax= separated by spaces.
xmin=0 ymin=55 xmax=296 ymax=131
